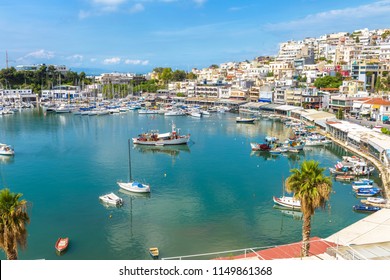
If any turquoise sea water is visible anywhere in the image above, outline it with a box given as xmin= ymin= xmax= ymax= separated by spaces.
xmin=0 ymin=109 xmax=380 ymax=260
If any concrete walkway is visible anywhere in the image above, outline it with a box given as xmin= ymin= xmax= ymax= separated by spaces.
xmin=324 ymin=132 xmax=390 ymax=200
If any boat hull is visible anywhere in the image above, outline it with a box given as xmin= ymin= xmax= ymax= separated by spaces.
xmin=55 ymin=237 xmax=69 ymax=253
xmin=132 ymin=136 xmax=190 ymax=146
xmin=272 ymin=196 xmax=301 ymax=210
xmin=117 ymin=181 xmax=151 ymax=193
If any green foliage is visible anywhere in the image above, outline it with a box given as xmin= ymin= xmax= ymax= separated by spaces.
xmin=381 ymin=128 xmax=390 ymax=135
xmin=186 ymin=72 xmax=197 ymax=80
xmin=0 ymin=188 xmax=30 ymax=260
xmin=381 ymin=30 xmax=390 ymax=39
xmin=266 ymin=71 xmax=274 ymax=77
xmin=314 ymin=75 xmax=342 ymax=89
xmin=0 ymin=66 xmax=91 ymax=95
xmin=336 ymin=108 xmax=344 ymax=120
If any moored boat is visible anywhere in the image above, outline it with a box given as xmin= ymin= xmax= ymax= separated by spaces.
xmin=117 ymin=139 xmax=151 ymax=193
xmin=335 ymin=174 xmax=355 ymax=181
xmin=353 ymin=204 xmax=381 ymax=212
xmin=250 ymin=142 xmax=270 ymax=151
xmin=99 ymin=192 xmax=123 ymax=206
xmin=118 ymin=181 xmax=150 ymax=193
xmin=0 ymin=143 xmax=14 ymax=156
xmin=149 ymin=247 xmax=159 ymax=259
xmin=366 ymin=197 xmax=388 ymax=204
xmin=355 ymin=187 xmax=381 ymax=197
xmin=272 ymin=196 xmax=301 ymax=211
xmin=133 ymin=122 xmax=190 ymax=146
xmin=236 ymin=117 xmax=255 ymax=123
xmin=55 ymin=237 xmax=69 ymax=253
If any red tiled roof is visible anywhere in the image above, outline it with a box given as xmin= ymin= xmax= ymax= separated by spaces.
xmin=216 ymin=237 xmax=336 ymax=260
xmin=363 ymin=98 xmax=390 ymax=106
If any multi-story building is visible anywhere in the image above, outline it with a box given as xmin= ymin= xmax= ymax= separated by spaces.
xmin=0 ymin=89 xmax=36 ymax=102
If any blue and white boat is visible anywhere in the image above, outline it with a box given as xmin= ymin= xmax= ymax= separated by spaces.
xmin=355 ymin=187 xmax=381 ymax=197
xmin=353 ymin=204 xmax=381 ymax=212
xmin=352 ymin=179 xmax=373 ymax=186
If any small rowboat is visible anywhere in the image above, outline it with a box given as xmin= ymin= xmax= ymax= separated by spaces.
xmin=335 ymin=174 xmax=355 ymax=181
xmin=149 ymin=247 xmax=159 ymax=259
xmin=55 ymin=237 xmax=69 ymax=253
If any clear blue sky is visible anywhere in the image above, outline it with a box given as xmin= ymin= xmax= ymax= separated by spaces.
xmin=0 ymin=0 xmax=389 ymax=74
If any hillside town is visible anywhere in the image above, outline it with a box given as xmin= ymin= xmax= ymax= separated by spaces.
xmin=1 ymin=28 xmax=390 ymax=120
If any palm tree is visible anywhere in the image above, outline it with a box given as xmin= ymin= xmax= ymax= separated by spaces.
xmin=285 ymin=160 xmax=332 ymax=257
xmin=0 ymin=188 xmax=30 ymax=260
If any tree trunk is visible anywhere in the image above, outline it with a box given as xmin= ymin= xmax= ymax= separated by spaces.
xmin=301 ymin=214 xmax=312 ymax=257
xmin=6 ymin=249 xmax=18 ymax=260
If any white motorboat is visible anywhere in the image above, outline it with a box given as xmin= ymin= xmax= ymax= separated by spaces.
xmin=0 ymin=143 xmax=14 ymax=156
xmin=236 ymin=117 xmax=255 ymax=123
xmin=99 ymin=192 xmax=123 ymax=206
xmin=366 ymin=197 xmax=387 ymax=204
xmin=273 ymin=195 xmax=301 ymax=210
xmin=164 ymin=109 xmax=186 ymax=116
xmin=132 ymin=122 xmax=190 ymax=146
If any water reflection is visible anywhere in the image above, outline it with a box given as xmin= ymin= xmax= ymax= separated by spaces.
xmin=0 ymin=155 xmax=14 ymax=164
xmin=273 ymin=205 xmax=303 ymax=220
xmin=133 ymin=144 xmax=190 ymax=157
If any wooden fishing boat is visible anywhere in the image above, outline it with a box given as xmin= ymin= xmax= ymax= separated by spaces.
xmin=335 ymin=174 xmax=355 ymax=181
xmin=55 ymin=237 xmax=69 ymax=253
xmin=149 ymin=247 xmax=159 ymax=259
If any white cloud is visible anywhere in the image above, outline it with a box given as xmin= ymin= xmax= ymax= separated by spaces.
xmin=129 ymin=3 xmax=145 ymax=13
xmin=67 ymin=54 xmax=84 ymax=62
xmin=103 ymin=57 xmax=121 ymax=64
xmin=25 ymin=49 xmax=55 ymax=59
xmin=265 ymin=1 xmax=390 ymax=32
xmin=125 ymin=59 xmax=149 ymax=65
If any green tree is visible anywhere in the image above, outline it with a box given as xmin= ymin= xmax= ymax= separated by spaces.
xmin=0 ymin=188 xmax=30 ymax=260
xmin=336 ymin=108 xmax=344 ymax=120
xmin=186 ymin=72 xmax=197 ymax=80
xmin=172 ymin=70 xmax=186 ymax=81
xmin=285 ymin=160 xmax=332 ymax=257
xmin=314 ymin=76 xmax=342 ymax=89
xmin=160 ymin=68 xmax=173 ymax=85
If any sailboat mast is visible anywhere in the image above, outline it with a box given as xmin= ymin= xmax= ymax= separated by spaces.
xmin=128 ymin=138 xmax=132 ymax=181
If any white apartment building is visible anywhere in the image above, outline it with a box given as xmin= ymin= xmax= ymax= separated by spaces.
xmin=276 ymin=41 xmax=307 ymax=63
xmin=379 ymin=42 xmax=390 ymax=62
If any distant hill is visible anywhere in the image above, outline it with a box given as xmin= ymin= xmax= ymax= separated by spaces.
xmin=69 ymin=67 xmax=111 ymax=76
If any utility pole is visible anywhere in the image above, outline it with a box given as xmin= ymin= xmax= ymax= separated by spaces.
xmin=6 ymin=50 xmax=8 ymax=68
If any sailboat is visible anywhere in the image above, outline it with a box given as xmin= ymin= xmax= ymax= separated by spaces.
xmin=117 ymin=139 xmax=151 ymax=193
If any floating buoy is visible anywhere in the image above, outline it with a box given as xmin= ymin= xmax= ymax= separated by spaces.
xmin=109 ymin=214 xmax=112 ymax=218
xmin=164 ymin=173 xmax=167 ymax=177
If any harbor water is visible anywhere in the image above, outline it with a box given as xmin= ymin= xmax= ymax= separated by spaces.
xmin=0 ymin=109 xmax=380 ymax=260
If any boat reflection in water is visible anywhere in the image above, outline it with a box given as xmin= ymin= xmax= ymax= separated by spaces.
xmin=273 ymin=205 xmax=303 ymax=220
xmin=119 ymin=188 xmax=152 ymax=199
xmin=0 ymin=155 xmax=14 ymax=164
xmin=133 ymin=144 xmax=191 ymax=157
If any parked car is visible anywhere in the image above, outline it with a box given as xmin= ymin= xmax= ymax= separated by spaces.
xmin=368 ymin=117 xmax=376 ymax=121
xmin=383 ymin=120 xmax=390 ymax=124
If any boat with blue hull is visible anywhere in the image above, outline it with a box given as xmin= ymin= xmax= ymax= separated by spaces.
xmin=353 ymin=204 xmax=381 ymax=212
xmin=355 ymin=187 xmax=381 ymax=197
